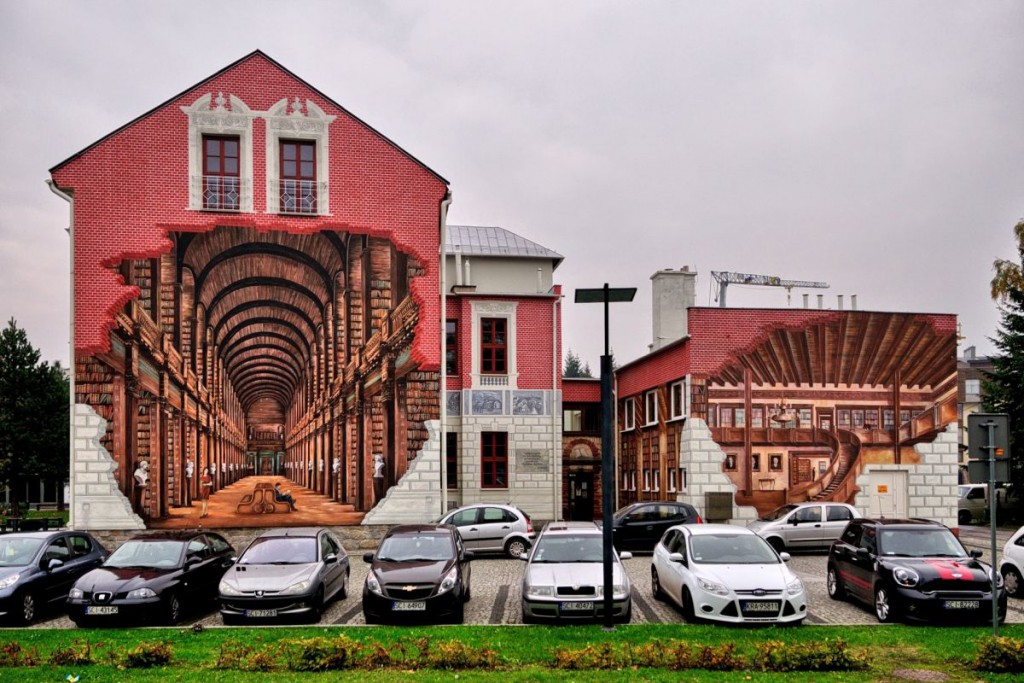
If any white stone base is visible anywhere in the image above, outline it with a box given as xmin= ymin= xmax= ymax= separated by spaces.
xmin=361 ymin=420 xmax=443 ymax=524
xmin=678 ymin=418 xmax=757 ymax=525
xmin=71 ymin=404 xmax=145 ymax=531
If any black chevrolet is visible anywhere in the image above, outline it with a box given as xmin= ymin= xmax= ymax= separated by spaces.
xmin=826 ymin=518 xmax=1006 ymax=624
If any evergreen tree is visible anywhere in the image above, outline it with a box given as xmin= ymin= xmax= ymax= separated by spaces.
xmin=0 ymin=319 xmax=69 ymax=513
xmin=564 ymin=349 xmax=593 ymax=378
xmin=984 ymin=220 xmax=1024 ymax=521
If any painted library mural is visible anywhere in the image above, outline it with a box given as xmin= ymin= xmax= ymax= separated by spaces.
xmin=51 ymin=52 xmax=449 ymax=529
xmin=697 ymin=312 xmax=958 ymax=515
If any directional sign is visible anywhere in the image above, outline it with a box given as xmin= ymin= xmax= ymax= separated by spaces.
xmin=967 ymin=413 xmax=1010 ymax=461
xmin=968 ymin=459 xmax=1010 ymax=484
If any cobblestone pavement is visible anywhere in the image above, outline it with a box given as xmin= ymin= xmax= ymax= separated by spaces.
xmin=24 ymin=541 xmax=1024 ymax=629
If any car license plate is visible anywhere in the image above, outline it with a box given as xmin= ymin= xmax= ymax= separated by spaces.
xmin=560 ymin=601 xmax=594 ymax=612
xmin=85 ymin=606 xmax=118 ymax=615
xmin=743 ymin=601 xmax=779 ymax=612
xmin=943 ymin=600 xmax=980 ymax=610
xmin=392 ymin=601 xmax=426 ymax=611
xmin=244 ymin=609 xmax=278 ymax=618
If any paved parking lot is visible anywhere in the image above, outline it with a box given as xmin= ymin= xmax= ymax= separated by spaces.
xmin=25 ymin=535 xmax=1024 ymax=628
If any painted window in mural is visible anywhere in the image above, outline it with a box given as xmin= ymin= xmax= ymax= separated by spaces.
xmin=643 ymin=469 xmax=651 ymax=491
xmin=481 ymin=318 xmax=507 ymax=374
xmin=446 ymin=433 xmax=458 ymax=489
xmin=668 ymin=468 xmax=677 ymax=492
xmin=734 ymin=408 xmax=746 ymax=427
xmin=445 ymin=320 xmax=458 ymax=375
xmin=202 ymin=135 xmax=240 ymax=211
xmin=751 ymin=407 xmax=763 ymax=428
xmin=837 ymin=410 xmax=850 ymax=428
xmin=653 ymin=470 xmax=660 ymax=492
xmin=623 ymin=398 xmax=635 ymax=431
xmin=481 ymin=432 xmax=508 ymax=488
xmin=798 ymin=408 xmax=811 ymax=427
xmin=864 ymin=409 xmax=879 ymax=429
xmin=645 ymin=390 xmax=658 ymax=425
xmin=670 ymin=381 xmax=684 ymax=419
xmin=279 ymin=140 xmax=317 ymax=214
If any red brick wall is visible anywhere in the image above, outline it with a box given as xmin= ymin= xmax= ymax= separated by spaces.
xmin=51 ymin=53 xmax=448 ymax=369
xmin=563 ymin=378 xmax=600 ymax=403
xmin=617 ymin=341 xmax=690 ymax=398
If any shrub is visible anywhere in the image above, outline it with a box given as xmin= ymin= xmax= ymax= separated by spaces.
xmin=416 ymin=640 xmax=498 ymax=670
xmin=122 ymin=641 xmax=173 ymax=668
xmin=753 ymin=638 xmax=868 ymax=672
xmin=553 ymin=643 xmax=624 ymax=670
xmin=667 ymin=642 xmax=743 ymax=671
xmin=972 ymin=636 xmax=1024 ymax=673
xmin=0 ymin=642 xmax=39 ymax=667
xmin=280 ymin=637 xmax=357 ymax=672
xmin=48 ymin=640 xmax=95 ymax=666
xmin=215 ymin=640 xmax=276 ymax=672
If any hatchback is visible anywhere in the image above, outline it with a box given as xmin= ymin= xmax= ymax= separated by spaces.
xmin=747 ymin=502 xmax=860 ymax=552
xmin=0 ymin=531 xmax=107 ymax=625
xmin=610 ymin=501 xmax=702 ymax=552
xmin=827 ymin=518 xmax=1007 ymax=623
xmin=438 ymin=503 xmax=535 ymax=558
xmin=651 ymin=523 xmax=805 ymax=625
xmin=999 ymin=524 xmax=1024 ymax=598
xmin=520 ymin=521 xmax=633 ymax=623
xmin=362 ymin=524 xmax=472 ymax=624
xmin=68 ymin=531 xmax=234 ymax=626
xmin=219 ymin=527 xmax=350 ymax=624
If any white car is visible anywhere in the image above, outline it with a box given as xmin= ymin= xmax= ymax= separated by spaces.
xmin=1000 ymin=525 xmax=1024 ymax=598
xmin=651 ymin=523 xmax=806 ymax=625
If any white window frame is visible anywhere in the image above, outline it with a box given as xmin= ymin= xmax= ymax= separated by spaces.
xmin=629 ymin=471 xmax=637 ymax=491
xmin=653 ymin=470 xmax=660 ymax=492
xmin=181 ymin=92 xmax=254 ymax=213
xmin=669 ymin=380 xmax=685 ymax=420
xmin=642 ymin=469 xmax=651 ymax=491
xmin=645 ymin=390 xmax=658 ymax=426
xmin=264 ymin=97 xmax=335 ymax=216
xmin=965 ymin=378 xmax=981 ymax=396
xmin=668 ymin=468 xmax=677 ymax=492
xmin=622 ymin=397 xmax=635 ymax=431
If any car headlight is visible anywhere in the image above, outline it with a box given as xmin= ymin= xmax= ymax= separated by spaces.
xmin=0 ymin=574 xmax=21 ymax=590
xmin=696 ymin=577 xmax=730 ymax=596
xmin=994 ymin=570 xmax=1004 ymax=589
xmin=68 ymin=587 xmax=83 ymax=599
xmin=126 ymin=587 xmax=157 ymax=599
xmin=218 ymin=580 xmax=242 ymax=596
xmin=438 ymin=567 xmax=459 ymax=594
xmin=786 ymin=577 xmax=804 ymax=596
xmin=892 ymin=567 xmax=919 ymax=588
xmin=281 ymin=580 xmax=312 ymax=595
xmin=366 ymin=574 xmax=383 ymax=596
xmin=526 ymin=584 xmax=554 ymax=598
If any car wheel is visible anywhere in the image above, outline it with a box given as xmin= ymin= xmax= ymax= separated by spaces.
xmin=505 ymin=538 xmax=528 ymax=559
xmin=616 ymin=601 xmax=633 ymax=624
xmin=827 ymin=564 xmax=846 ymax=601
xmin=681 ymin=588 xmax=700 ymax=623
xmin=164 ymin=593 xmax=181 ymax=625
xmin=16 ymin=592 xmax=37 ymax=626
xmin=651 ymin=567 xmax=665 ymax=601
xmin=340 ymin=569 xmax=350 ymax=600
xmin=958 ymin=510 xmax=971 ymax=525
xmin=1002 ymin=566 xmax=1023 ymax=598
xmin=874 ymin=586 xmax=897 ymax=623
xmin=767 ymin=537 xmax=785 ymax=554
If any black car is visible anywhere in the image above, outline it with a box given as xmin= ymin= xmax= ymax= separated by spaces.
xmin=218 ymin=527 xmax=350 ymax=624
xmin=826 ymin=518 xmax=1007 ymax=624
xmin=67 ymin=531 xmax=234 ymax=626
xmin=610 ymin=501 xmax=703 ymax=552
xmin=362 ymin=524 xmax=472 ymax=624
xmin=0 ymin=531 xmax=108 ymax=625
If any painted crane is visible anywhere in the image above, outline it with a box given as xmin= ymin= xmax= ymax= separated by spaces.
xmin=710 ymin=271 xmax=830 ymax=307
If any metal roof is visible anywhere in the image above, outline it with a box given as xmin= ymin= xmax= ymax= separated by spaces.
xmin=446 ymin=225 xmax=563 ymax=268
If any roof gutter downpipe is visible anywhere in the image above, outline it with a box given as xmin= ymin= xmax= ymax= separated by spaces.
xmin=47 ymin=179 xmax=75 ymax=529
xmin=439 ymin=191 xmax=452 ymax=517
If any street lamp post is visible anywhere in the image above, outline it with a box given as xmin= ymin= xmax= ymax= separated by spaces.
xmin=574 ymin=283 xmax=635 ymax=630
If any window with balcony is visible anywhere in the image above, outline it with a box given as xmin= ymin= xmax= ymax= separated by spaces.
xmin=481 ymin=432 xmax=508 ymax=488
xmin=481 ymin=318 xmax=507 ymax=374
xmin=202 ymin=135 xmax=241 ymax=211
xmin=279 ymin=140 xmax=317 ymax=214
xmin=445 ymin=320 xmax=458 ymax=375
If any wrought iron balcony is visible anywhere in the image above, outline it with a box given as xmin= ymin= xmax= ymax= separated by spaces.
xmin=193 ymin=175 xmax=250 ymax=212
xmin=275 ymin=178 xmax=325 ymax=215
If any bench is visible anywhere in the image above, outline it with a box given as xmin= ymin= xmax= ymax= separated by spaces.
xmin=235 ymin=483 xmax=293 ymax=514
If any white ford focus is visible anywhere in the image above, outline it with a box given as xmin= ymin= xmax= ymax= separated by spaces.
xmin=651 ymin=523 xmax=806 ymax=625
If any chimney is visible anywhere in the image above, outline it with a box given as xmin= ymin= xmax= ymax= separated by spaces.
xmin=817 ymin=294 xmax=824 ymax=309
xmin=851 ymin=294 xmax=857 ymax=311
xmin=802 ymin=293 xmax=809 ymax=309
xmin=464 ymin=259 xmax=472 ymax=286
xmin=838 ymin=295 xmax=844 ymax=311
xmin=454 ymin=245 xmax=463 ymax=286
xmin=650 ymin=267 xmax=697 ymax=351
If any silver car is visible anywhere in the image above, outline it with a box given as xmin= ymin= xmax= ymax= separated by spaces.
xmin=747 ymin=502 xmax=860 ymax=552
xmin=439 ymin=503 xmax=535 ymax=558
xmin=520 ymin=521 xmax=632 ymax=623
xmin=218 ymin=527 xmax=349 ymax=624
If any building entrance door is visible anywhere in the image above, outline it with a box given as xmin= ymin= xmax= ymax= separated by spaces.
xmin=568 ymin=471 xmax=594 ymax=520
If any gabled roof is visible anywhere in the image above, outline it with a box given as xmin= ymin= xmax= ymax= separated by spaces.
xmin=446 ymin=225 xmax=563 ymax=269
xmin=50 ymin=50 xmax=447 ymax=184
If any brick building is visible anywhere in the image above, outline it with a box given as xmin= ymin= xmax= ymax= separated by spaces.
xmin=615 ymin=268 xmax=961 ymax=528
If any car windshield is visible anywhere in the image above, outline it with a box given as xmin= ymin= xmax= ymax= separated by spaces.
xmin=376 ymin=533 xmax=454 ymax=562
xmin=957 ymin=486 xmax=974 ymax=499
xmin=531 ymin=535 xmax=605 ymax=563
xmin=240 ymin=537 xmax=317 ymax=565
xmin=689 ymin=533 xmax=779 ymax=564
xmin=105 ymin=540 xmax=183 ymax=569
xmin=761 ymin=505 xmax=799 ymax=521
xmin=0 ymin=538 xmax=44 ymax=567
xmin=878 ymin=528 xmax=967 ymax=558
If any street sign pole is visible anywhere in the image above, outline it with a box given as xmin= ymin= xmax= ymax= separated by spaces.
xmin=986 ymin=420 xmax=998 ymax=637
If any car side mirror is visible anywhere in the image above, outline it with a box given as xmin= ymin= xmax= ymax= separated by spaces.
xmin=519 ymin=552 xmax=530 ymax=561
xmin=618 ymin=551 xmax=633 ymax=560
xmin=46 ymin=558 xmax=64 ymax=571
xmin=969 ymin=549 xmax=982 ymax=559
xmin=462 ymin=550 xmax=474 ymax=561
xmin=779 ymin=552 xmax=791 ymax=562
xmin=363 ymin=552 xmax=375 ymax=563
xmin=668 ymin=552 xmax=686 ymax=565
xmin=856 ymin=547 xmax=872 ymax=558
xmin=324 ymin=553 xmax=337 ymax=564
xmin=185 ymin=554 xmax=202 ymax=567
xmin=790 ymin=518 xmax=801 ymax=525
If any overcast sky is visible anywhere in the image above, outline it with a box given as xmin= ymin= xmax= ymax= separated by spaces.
xmin=1 ymin=1 xmax=1020 ymax=371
